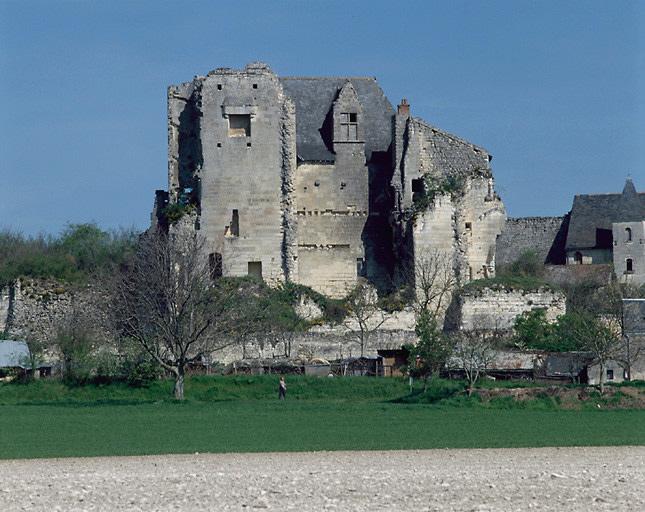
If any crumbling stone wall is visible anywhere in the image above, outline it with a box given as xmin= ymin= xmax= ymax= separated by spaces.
xmin=455 ymin=287 xmax=566 ymax=331
xmin=0 ymin=279 xmax=111 ymax=343
xmin=391 ymin=105 xmax=506 ymax=306
xmin=160 ymin=63 xmax=508 ymax=302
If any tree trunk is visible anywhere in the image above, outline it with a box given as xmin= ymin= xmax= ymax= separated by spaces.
xmin=174 ymin=367 xmax=185 ymax=400
xmin=598 ymin=361 xmax=604 ymax=395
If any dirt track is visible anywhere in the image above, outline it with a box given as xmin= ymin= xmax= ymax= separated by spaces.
xmin=0 ymin=447 xmax=643 ymax=511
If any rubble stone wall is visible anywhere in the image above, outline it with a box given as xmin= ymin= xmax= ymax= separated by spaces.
xmin=0 ymin=279 xmax=110 ymax=343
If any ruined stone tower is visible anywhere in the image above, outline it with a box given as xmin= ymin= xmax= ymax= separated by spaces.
xmin=154 ymin=62 xmax=506 ymax=298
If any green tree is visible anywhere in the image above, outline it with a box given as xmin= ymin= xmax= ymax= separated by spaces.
xmin=513 ymin=309 xmax=555 ymax=350
xmin=408 ymin=310 xmax=453 ymax=391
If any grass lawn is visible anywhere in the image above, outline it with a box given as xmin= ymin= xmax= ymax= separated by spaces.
xmin=1 ymin=376 xmax=643 ymax=459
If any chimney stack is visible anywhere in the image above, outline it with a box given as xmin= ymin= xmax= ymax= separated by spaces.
xmin=397 ymin=98 xmax=410 ymax=116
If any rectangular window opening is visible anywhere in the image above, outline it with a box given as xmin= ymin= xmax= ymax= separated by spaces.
xmin=340 ymin=112 xmax=358 ymax=141
xmin=607 ymin=369 xmax=614 ymax=381
xmin=356 ymin=258 xmax=365 ymax=277
xmin=231 ymin=210 xmax=239 ymax=237
xmin=228 ymin=114 xmax=251 ymax=137
xmin=248 ymin=261 xmax=263 ymax=279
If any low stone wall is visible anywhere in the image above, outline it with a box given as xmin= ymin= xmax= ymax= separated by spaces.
xmin=212 ymin=329 xmax=417 ymax=365
xmin=0 ymin=278 xmax=110 ymax=343
xmin=457 ymin=287 xmax=566 ymax=331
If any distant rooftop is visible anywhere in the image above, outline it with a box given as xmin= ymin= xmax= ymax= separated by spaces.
xmin=565 ymin=178 xmax=645 ymax=250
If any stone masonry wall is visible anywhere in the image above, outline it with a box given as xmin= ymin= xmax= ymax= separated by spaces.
xmin=0 ymin=279 xmax=111 ymax=343
xmin=457 ymin=287 xmax=566 ymax=331
xmin=496 ymin=216 xmax=568 ymax=267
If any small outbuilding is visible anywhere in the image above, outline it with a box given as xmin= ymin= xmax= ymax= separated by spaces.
xmin=0 ymin=340 xmax=51 ymax=379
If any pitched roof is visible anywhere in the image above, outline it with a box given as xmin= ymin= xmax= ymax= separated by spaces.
xmin=279 ymin=77 xmax=394 ymax=162
xmin=565 ymin=179 xmax=645 ymax=250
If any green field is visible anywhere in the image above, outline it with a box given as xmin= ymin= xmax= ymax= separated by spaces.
xmin=1 ymin=376 xmax=643 ymax=459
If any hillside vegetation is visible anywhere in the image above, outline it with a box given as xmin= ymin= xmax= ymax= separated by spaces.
xmin=0 ymin=224 xmax=137 ymax=287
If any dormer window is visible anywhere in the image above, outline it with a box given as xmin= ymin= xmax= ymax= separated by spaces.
xmin=340 ymin=112 xmax=358 ymax=141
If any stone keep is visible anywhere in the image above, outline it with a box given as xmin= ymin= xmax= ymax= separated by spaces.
xmin=155 ymin=62 xmax=506 ymax=297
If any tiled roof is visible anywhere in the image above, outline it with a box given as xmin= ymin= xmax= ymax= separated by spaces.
xmin=279 ymin=77 xmax=394 ymax=162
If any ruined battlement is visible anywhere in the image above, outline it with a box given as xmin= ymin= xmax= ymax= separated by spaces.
xmin=155 ymin=63 xmax=506 ymax=298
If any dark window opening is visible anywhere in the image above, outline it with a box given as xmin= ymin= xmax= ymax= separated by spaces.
xmin=465 ymin=222 xmax=472 ymax=230
xmin=626 ymin=258 xmax=633 ymax=273
xmin=340 ymin=112 xmax=358 ymax=141
xmin=595 ymin=228 xmax=613 ymax=249
xmin=574 ymin=252 xmax=583 ymax=264
xmin=228 ymin=114 xmax=251 ymax=137
xmin=607 ymin=369 xmax=614 ymax=381
xmin=412 ymin=178 xmax=425 ymax=203
xmin=412 ymin=178 xmax=425 ymax=193
xmin=217 ymin=84 xmax=222 ymax=90
xmin=356 ymin=258 xmax=365 ymax=277
xmin=252 ymin=83 xmax=258 ymax=89
xmin=248 ymin=261 xmax=263 ymax=279
xmin=231 ymin=210 xmax=239 ymax=237
xmin=625 ymin=227 xmax=632 ymax=242
xmin=217 ymin=142 xmax=222 ymax=148
xmin=209 ymin=253 xmax=222 ymax=279
xmin=247 ymin=142 xmax=252 ymax=147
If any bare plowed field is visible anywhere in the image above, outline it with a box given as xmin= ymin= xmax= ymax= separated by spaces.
xmin=0 ymin=447 xmax=643 ymax=511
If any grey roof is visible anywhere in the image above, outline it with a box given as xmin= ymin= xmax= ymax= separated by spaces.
xmin=565 ymin=179 xmax=645 ymax=250
xmin=279 ymin=77 xmax=394 ymax=162
xmin=0 ymin=340 xmax=30 ymax=368
xmin=545 ymin=353 xmax=589 ymax=377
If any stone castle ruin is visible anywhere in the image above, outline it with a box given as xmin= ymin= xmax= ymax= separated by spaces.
xmin=152 ymin=62 xmax=507 ymax=298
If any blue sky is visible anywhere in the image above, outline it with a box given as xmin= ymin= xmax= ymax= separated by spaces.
xmin=1 ymin=0 xmax=643 ymax=235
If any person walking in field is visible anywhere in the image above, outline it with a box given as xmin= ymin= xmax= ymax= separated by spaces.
xmin=278 ymin=376 xmax=287 ymax=400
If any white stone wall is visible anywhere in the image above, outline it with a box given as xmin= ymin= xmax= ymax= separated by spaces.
xmin=459 ymin=176 xmax=506 ymax=281
xmin=458 ymin=287 xmax=566 ymax=331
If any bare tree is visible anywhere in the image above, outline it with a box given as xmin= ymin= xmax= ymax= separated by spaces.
xmin=409 ymin=250 xmax=456 ymax=318
xmin=618 ymin=333 xmax=643 ymax=382
xmin=18 ymin=328 xmax=47 ymax=379
xmin=451 ymin=329 xmax=498 ymax=396
xmin=54 ymin=308 xmax=97 ymax=382
xmin=573 ymin=315 xmax=622 ymax=394
xmin=344 ymin=279 xmax=387 ymax=357
xmin=112 ymin=229 xmax=235 ymax=400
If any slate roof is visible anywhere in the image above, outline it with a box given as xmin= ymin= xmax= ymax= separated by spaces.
xmin=0 ymin=340 xmax=30 ymax=368
xmin=279 ymin=77 xmax=394 ymax=162
xmin=565 ymin=179 xmax=645 ymax=250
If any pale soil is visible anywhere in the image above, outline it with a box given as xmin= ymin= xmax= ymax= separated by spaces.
xmin=0 ymin=447 xmax=643 ymax=511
